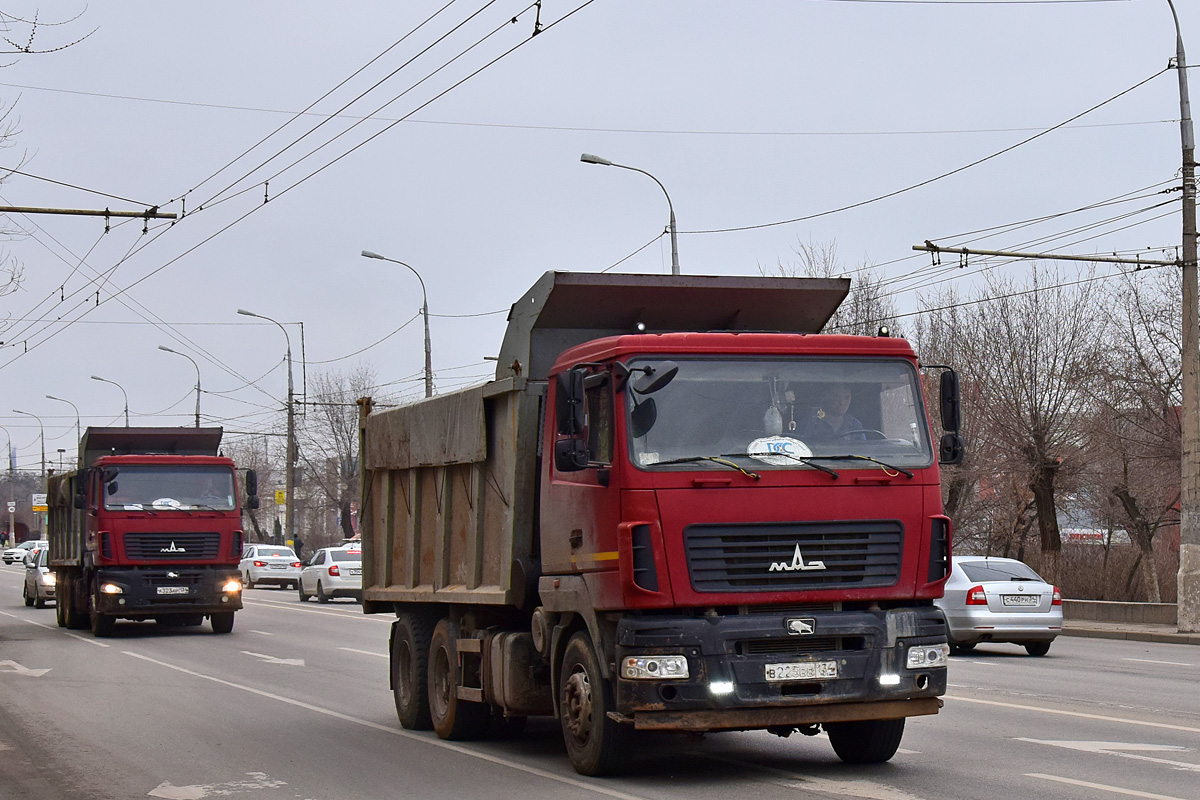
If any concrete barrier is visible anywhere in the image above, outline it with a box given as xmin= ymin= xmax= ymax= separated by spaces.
xmin=1063 ymin=599 xmax=1177 ymax=626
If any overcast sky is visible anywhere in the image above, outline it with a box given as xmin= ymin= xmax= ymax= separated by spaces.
xmin=0 ymin=0 xmax=1191 ymax=470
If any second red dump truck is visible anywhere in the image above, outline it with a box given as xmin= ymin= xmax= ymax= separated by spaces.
xmin=359 ymin=272 xmax=963 ymax=775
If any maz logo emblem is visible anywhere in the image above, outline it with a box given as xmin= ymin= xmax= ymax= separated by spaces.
xmin=160 ymin=542 xmax=186 ymax=553
xmin=768 ymin=544 xmax=826 ymax=572
xmin=786 ymin=618 xmax=816 ymax=636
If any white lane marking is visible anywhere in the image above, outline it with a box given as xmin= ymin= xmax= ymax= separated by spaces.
xmin=240 ymin=651 xmax=305 ymax=667
xmin=947 ymin=695 xmax=1200 ymax=734
xmin=0 ymin=609 xmax=53 ymax=628
xmin=148 ymin=771 xmax=286 ymax=799
xmin=242 ymin=597 xmax=389 ymax=622
xmin=121 ymin=651 xmax=650 ymax=800
xmin=249 ymin=630 xmax=274 ymax=636
xmin=700 ymin=752 xmax=926 ymax=800
xmin=1016 ymin=739 xmax=1200 ymax=772
xmin=1121 ymin=658 xmax=1193 ymax=667
xmin=65 ymin=632 xmax=110 ymax=648
xmin=1026 ymin=773 xmax=1190 ymax=800
xmin=0 ymin=659 xmax=51 ymax=677
xmin=338 ymin=647 xmax=387 ymax=658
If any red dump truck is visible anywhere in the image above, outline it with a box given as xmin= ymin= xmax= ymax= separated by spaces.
xmin=47 ymin=427 xmax=259 ymax=636
xmin=359 ymin=272 xmax=963 ymax=775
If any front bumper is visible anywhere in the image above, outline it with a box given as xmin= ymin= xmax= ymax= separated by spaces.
xmin=613 ymin=606 xmax=947 ymax=732
xmin=93 ymin=566 xmax=242 ymax=619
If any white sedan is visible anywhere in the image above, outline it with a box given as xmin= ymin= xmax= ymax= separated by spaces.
xmin=4 ymin=540 xmax=48 ymax=565
xmin=298 ymin=547 xmax=362 ymax=603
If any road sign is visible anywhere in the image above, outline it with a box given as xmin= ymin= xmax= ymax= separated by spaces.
xmin=275 ymin=489 xmax=286 ymax=505
xmin=6 ymin=501 xmax=13 ymax=513
xmin=31 ymin=493 xmax=47 ymax=512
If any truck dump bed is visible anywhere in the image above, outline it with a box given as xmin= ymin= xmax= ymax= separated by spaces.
xmin=360 ymin=271 xmax=850 ymax=611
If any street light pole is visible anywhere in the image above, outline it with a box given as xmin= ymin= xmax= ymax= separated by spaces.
xmin=0 ymin=425 xmax=12 ymax=546
xmin=360 ymin=250 xmax=434 ymax=398
xmin=238 ymin=309 xmax=295 ymax=548
xmin=580 ymin=153 xmax=680 ymax=275
xmin=158 ymin=346 xmax=202 ymax=428
xmin=45 ymin=395 xmax=81 ymax=446
xmin=12 ymin=410 xmax=45 ymax=479
xmin=90 ymin=375 xmax=129 ymax=427
xmin=1168 ymin=0 xmax=1200 ymax=632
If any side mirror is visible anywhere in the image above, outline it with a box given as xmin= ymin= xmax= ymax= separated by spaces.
xmin=554 ymin=438 xmax=589 ymax=472
xmin=555 ymin=369 xmax=586 ymax=435
xmin=245 ymin=469 xmax=258 ymax=497
xmin=629 ymin=397 xmax=658 ymax=438
xmin=101 ymin=466 xmax=120 ymax=484
xmin=939 ymin=370 xmax=961 ymax=433
xmin=245 ymin=495 xmax=261 ymax=510
xmin=632 ymin=361 xmax=679 ymax=395
xmin=939 ymin=432 xmax=965 ymax=465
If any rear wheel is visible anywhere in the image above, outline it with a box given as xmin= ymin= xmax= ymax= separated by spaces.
xmin=826 ymin=718 xmax=906 ymax=764
xmin=949 ymin=642 xmax=976 ymax=654
xmin=211 ymin=612 xmax=235 ymax=634
xmin=559 ymin=631 xmax=630 ymax=776
xmin=244 ymin=572 xmax=255 ymax=590
xmin=298 ymin=582 xmax=309 ymax=602
xmin=428 ymin=618 xmax=488 ymax=740
xmin=392 ymin=613 xmax=433 ymax=730
xmin=1025 ymin=641 xmax=1051 ymax=657
xmin=60 ymin=578 xmax=87 ymax=629
xmin=316 ymin=582 xmax=330 ymax=604
xmin=56 ymin=582 xmax=68 ymax=627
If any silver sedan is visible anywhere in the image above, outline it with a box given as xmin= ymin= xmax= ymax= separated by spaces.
xmin=934 ymin=555 xmax=1062 ymax=656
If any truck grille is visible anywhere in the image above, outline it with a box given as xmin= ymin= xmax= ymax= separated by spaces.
xmin=683 ymin=520 xmax=903 ymax=593
xmin=124 ymin=532 xmax=222 ymax=560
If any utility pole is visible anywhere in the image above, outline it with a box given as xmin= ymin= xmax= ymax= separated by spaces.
xmin=1168 ymin=0 xmax=1200 ymax=633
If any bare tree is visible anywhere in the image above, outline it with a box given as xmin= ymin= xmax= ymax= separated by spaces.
xmin=763 ymin=239 xmax=899 ymax=336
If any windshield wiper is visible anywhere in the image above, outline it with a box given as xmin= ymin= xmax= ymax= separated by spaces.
xmin=721 ymin=451 xmax=839 ymax=479
xmin=650 ymin=455 xmax=761 ymax=480
xmin=805 ymin=454 xmax=914 ymax=478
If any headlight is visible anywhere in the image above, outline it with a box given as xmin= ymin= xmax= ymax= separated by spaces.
xmin=222 ymin=579 xmax=242 ymax=593
xmin=906 ymin=643 xmax=950 ymax=669
xmin=621 ymin=655 xmax=689 ymax=680
xmin=41 ymin=572 xmax=56 ymax=586
xmin=100 ymin=583 xmax=123 ymax=595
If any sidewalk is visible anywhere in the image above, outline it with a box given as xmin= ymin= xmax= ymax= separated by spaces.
xmin=1062 ymin=618 xmax=1200 ymax=646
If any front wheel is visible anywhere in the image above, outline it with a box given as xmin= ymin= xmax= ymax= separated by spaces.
xmin=34 ymin=588 xmax=47 ymax=609
xmin=428 ymin=618 xmax=488 ymax=740
xmin=392 ymin=613 xmax=433 ymax=730
xmin=23 ymin=583 xmax=33 ymax=607
xmin=211 ymin=612 xmax=235 ymax=634
xmin=826 ymin=718 xmax=905 ymax=764
xmin=559 ymin=631 xmax=630 ymax=776
xmin=89 ymin=589 xmax=115 ymax=638
xmin=1025 ymin=641 xmax=1052 ymax=657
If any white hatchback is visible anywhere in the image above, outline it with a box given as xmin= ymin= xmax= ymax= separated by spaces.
xmin=298 ymin=547 xmax=362 ymax=603
xmin=239 ymin=544 xmax=302 ymax=589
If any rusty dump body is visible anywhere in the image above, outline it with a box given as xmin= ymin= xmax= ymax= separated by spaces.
xmin=360 ymin=272 xmax=955 ymax=775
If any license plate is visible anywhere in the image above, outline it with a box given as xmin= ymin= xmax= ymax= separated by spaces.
xmin=157 ymin=586 xmax=189 ymax=595
xmin=1002 ymin=594 xmax=1038 ymax=606
xmin=764 ymin=660 xmax=838 ymax=682
xmin=270 ymin=564 xmax=287 ymax=569
xmin=347 ymin=569 xmax=361 ymax=576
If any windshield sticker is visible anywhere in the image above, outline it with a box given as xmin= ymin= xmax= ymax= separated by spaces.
xmin=748 ymin=436 xmax=812 ymax=466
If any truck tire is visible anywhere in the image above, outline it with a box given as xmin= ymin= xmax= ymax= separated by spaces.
xmin=211 ymin=612 xmax=235 ymax=634
xmin=559 ymin=631 xmax=630 ymax=776
xmin=391 ymin=613 xmax=433 ymax=730
xmin=428 ymin=618 xmax=488 ymax=740
xmin=89 ymin=589 xmax=115 ymax=638
xmin=56 ymin=584 xmax=68 ymax=627
xmin=825 ymin=718 xmax=906 ymax=764
xmin=65 ymin=581 xmax=88 ymax=630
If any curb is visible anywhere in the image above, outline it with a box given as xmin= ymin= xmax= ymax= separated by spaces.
xmin=1061 ymin=626 xmax=1200 ymax=646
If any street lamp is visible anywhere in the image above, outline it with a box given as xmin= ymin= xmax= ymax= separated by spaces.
xmin=580 ymin=152 xmax=680 ymax=275
xmin=0 ymin=424 xmax=13 ymax=546
xmin=360 ymin=250 xmax=433 ymax=398
xmin=12 ymin=410 xmax=45 ymax=479
xmin=238 ymin=308 xmax=296 ymax=550
xmin=158 ymin=345 xmax=202 ymax=428
xmin=45 ymin=394 xmax=81 ymax=444
xmin=90 ymin=375 xmax=129 ymax=427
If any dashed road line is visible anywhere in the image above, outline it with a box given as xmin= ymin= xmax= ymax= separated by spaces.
xmin=1026 ymin=773 xmax=1190 ymax=799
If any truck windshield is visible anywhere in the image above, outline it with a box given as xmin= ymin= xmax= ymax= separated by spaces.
xmin=625 ymin=357 xmax=935 ymax=472
xmin=103 ymin=465 xmax=237 ymax=511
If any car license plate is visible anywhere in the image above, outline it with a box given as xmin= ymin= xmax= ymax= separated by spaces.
xmin=270 ymin=563 xmax=287 ymax=569
xmin=1002 ymin=594 xmax=1038 ymax=606
xmin=764 ymin=660 xmax=838 ymax=682
xmin=347 ymin=568 xmax=361 ymax=576
xmin=157 ymin=586 xmax=189 ymax=595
